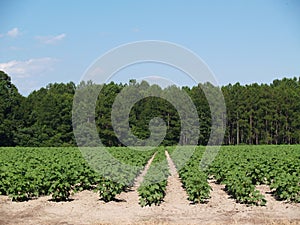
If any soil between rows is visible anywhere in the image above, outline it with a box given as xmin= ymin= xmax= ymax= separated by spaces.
xmin=0 ymin=151 xmax=299 ymax=225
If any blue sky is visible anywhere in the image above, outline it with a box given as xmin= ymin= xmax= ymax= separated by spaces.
xmin=0 ymin=0 xmax=299 ymax=96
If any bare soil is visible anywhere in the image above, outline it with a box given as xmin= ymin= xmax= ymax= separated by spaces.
xmin=0 ymin=154 xmax=299 ymax=225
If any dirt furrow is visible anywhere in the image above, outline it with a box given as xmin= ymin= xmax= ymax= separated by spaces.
xmin=1 ymin=152 xmax=300 ymax=225
xmin=162 ymin=150 xmax=190 ymax=207
xmin=116 ymin=152 xmax=157 ymax=204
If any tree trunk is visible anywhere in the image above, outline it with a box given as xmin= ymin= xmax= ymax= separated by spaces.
xmin=249 ymin=114 xmax=253 ymax=144
xmin=236 ymin=112 xmax=239 ymax=145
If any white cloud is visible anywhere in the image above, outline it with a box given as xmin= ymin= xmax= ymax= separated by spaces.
xmin=0 ymin=57 xmax=57 ymax=79
xmin=0 ymin=28 xmax=21 ymax=38
xmin=36 ymin=33 xmax=66 ymax=44
xmin=7 ymin=28 xmax=20 ymax=38
xmin=0 ymin=58 xmax=58 ymax=95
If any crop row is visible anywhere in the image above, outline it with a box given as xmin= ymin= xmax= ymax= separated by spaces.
xmin=171 ymin=146 xmax=211 ymax=203
xmin=1 ymin=146 xmax=299 ymax=205
xmin=209 ymin=145 xmax=300 ymax=204
xmin=169 ymin=145 xmax=300 ymax=206
xmin=0 ymin=147 xmax=154 ymax=201
xmin=0 ymin=147 xmax=97 ymax=201
xmin=138 ymin=147 xmax=170 ymax=206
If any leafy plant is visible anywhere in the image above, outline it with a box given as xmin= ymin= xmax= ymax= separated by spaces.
xmin=138 ymin=147 xmax=169 ymax=207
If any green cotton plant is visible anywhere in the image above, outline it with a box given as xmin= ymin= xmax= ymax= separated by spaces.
xmin=138 ymin=147 xmax=170 ymax=207
xmin=224 ymin=174 xmax=266 ymax=206
xmin=138 ymin=181 xmax=167 ymax=207
xmin=97 ymin=178 xmax=125 ymax=202
xmin=271 ymin=172 xmax=300 ymax=202
xmin=208 ymin=145 xmax=300 ymax=206
xmin=0 ymin=147 xmax=154 ymax=202
xmin=84 ymin=147 xmax=155 ymax=202
xmin=175 ymin=147 xmax=211 ymax=204
xmin=49 ymin=180 xmax=72 ymax=201
xmin=0 ymin=145 xmax=299 ymax=206
xmin=181 ymin=170 xmax=211 ymax=203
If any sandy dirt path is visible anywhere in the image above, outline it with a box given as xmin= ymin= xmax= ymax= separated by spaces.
xmin=0 ymin=150 xmax=299 ymax=225
xmin=161 ymin=150 xmax=190 ymax=207
xmin=115 ymin=152 xmax=156 ymax=205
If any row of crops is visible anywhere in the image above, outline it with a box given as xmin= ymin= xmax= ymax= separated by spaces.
xmin=209 ymin=145 xmax=300 ymax=204
xmin=0 ymin=147 xmax=155 ymax=202
xmin=0 ymin=146 xmax=299 ymax=206
xmin=138 ymin=148 xmax=169 ymax=206
xmin=171 ymin=147 xmax=211 ymax=204
xmin=172 ymin=145 xmax=300 ymax=205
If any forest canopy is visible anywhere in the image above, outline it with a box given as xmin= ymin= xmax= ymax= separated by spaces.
xmin=1 ymin=70 xmax=300 ymax=147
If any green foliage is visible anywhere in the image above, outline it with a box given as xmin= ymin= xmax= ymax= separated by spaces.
xmin=97 ymin=179 xmax=124 ymax=202
xmin=271 ymin=172 xmax=300 ymax=202
xmin=138 ymin=147 xmax=170 ymax=206
xmin=139 ymin=181 xmax=167 ymax=207
xmin=171 ymin=147 xmax=211 ymax=204
xmin=2 ymin=71 xmax=300 ymax=147
xmin=0 ymin=147 xmax=154 ymax=202
xmin=0 ymin=71 xmax=23 ymax=146
xmin=15 ymin=82 xmax=76 ymax=147
xmin=0 ymin=146 xmax=299 ymax=207
xmin=223 ymin=171 xmax=266 ymax=206
xmin=0 ymin=147 xmax=100 ymax=201
xmin=172 ymin=145 xmax=299 ymax=206
xmin=88 ymin=147 xmax=155 ymax=202
xmin=209 ymin=145 xmax=300 ymax=205
xmin=181 ymin=170 xmax=211 ymax=203
xmin=222 ymin=78 xmax=300 ymax=145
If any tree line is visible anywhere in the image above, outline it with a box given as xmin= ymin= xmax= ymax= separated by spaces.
xmin=1 ymin=70 xmax=300 ymax=147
